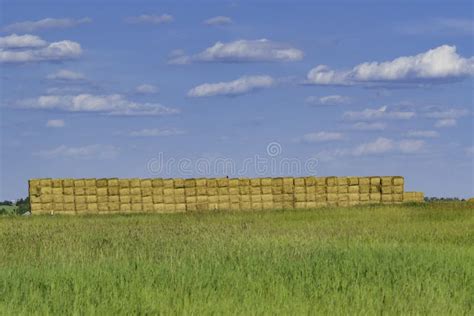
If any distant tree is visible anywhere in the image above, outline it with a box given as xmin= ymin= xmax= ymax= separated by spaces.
xmin=0 ymin=200 xmax=13 ymax=206
xmin=16 ymin=197 xmax=30 ymax=215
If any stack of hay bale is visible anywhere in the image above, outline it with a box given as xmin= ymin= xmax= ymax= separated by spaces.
xmin=403 ymin=191 xmax=424 ymax=202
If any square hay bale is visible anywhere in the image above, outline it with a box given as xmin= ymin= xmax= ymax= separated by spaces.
xmin=326 ymin=177 xmax=337 ymax=186
xmin=30 ymin=203 xmax=42 ymax=214
xmin=370 ymin=177 xmax=381 ymax=185
xmin=195 ymin=178 xmax=207 ymax=187
xmin=370 ymin=185 xmax=381 ymax=193
xmin=306 ymin=201 xmax=317 ymax=208
xmin=316 ymin=201 xmax=328 ymax=208
xmin=196 ymin=187 xmax=207 ymax=195
xmin=348 ymin=177 xmax=359 ymax=185
xmin=251 ymin=202 xmax=263 ymax=210
xmin=196 ymin=203 xmax=210 ymax=211
xmin=359 ymin=177 xmax=370 ymax=185
xmin=305 ymin=176 xmax=317 ymax=186
xmin=207 ymin=187 xmax=218 ymax=196
xmin=108 ymin=178 xmax=119 ymax=187
xmin=186 ymin=203 xmax=198 ymax=212
xmin=229 ymin=178 xmax=239 ymax=187
xmin=294 ymin=186 xmax=305 ymax=194
xmin=229 ymin=187 xmax=239 ymax=195
xmin=142 ymin=203 xmax=154 ymax=212
xmin=295 ymin=202 xmax=307 ymax=209
xmin=97 ymin=203 xmax=109 ymax=212
xmin=337 ymin=177 xmax=349 ymax=186
xmin=295 ymin=193 xmax=307 ymax=202
xmin=152 ymin=187 xmax=163 ymax=195
xmin=97 ymin=187 xmax=108 ymax=196
xmin=184 ymin=178 xmax=196 ymax=188
xmin=86 ymin=187 xmax=97 ymax=195
xmin=282 ymin=184 xmax=294 ymax=194
xmin=281 ymin=194 xmax=294 ymax=202
xmin=348 ymin=186 xmax=359 ymax=194
xmin=31 ymin=196 xmax=41 ymax=204
xmin=175 ymin=188 xmax=185 ymax=196
xmin=131 ymin=203 xmax=142 ymax=212
xmin=163 ymin=179 xmax=174 ymax=188
xmin=306 ymin=194 xmax=316 ymax=202
xmin=85 ymin=179 xmax=96 ymax=187
xmin=282 ymin=201 xmax=294 ymax=209
xmin=52 ymin=187 xmax=63 ymax=195
xmin=240 ymin=202 xmax=251 ymax=210
xmin=119 ymin=179 xmax=130 ymax=188
xmin=185 ymin=187 xmax=197 ymax=196
xmin=186 ymin=196 xmax=198 ymax=204
xmin=272 ymin=186 xmax=283 ymax=195
xmin=218 ymin=187 xmax=229 ymax=195
xmin=337 ymin=201 xmax=350 ymax=207
xmin=381 ymin=176 xmax=393 ymax=186
xmin=130 ymin=179 xmax=141 ymax=188
xmin=239 ymin=186 xmax=250 ymax=195
xmin=262 ymin=194 xmax=273 ymax=202
xmin=41 ymin=186 xmax=52 ymax=195
xmin=63 ymin=196 xmax=74 ymax=203
xmin=207 ymin=179 xmax=217 ymax=188
xmin=337 ymin=194 xmax=349 ymax=202
xmin=52 ymin=203 xmax=64 ymax=212
xmin=273 ymin=194 xmax=283 ymax=203
xmin=142 ymin=187 xmax=152 ymax=197
xmin=153 ymin=203 xmax=165 ymax=213
xmin=316 ymin=186 xmax=326 ymax=194
xmin=393 ymin=185 xmax=403 ymax=194
xmin=261 ymin=178 xmax=272 ymax=186
xmin=40 ymin=178 xmax=53 ymax=187
xmin=75 ymin=203 xmax=87 ymax=212
xmin=119 ymin=188 xmax=130 ymax=195
xmin=197 ymin=196 xmax=208 ymax=203
xmin=131 ymin=195 xmax=142 ymax=203
xmin=208 ymin=196 xmax=219 ymax=204
xmin=120 ymin=195 xmax=131 ymax=203
xmin=51 ymin=179 xmax=62 ymax=188
xmin=108 ymin=202 xmax=120 ymax=212
xmin=87 ymin=203 xmax=98 ymax=212
xmin=217 ymin=202 xmax=230 ymax=210
xmin=349 ymin=193 xmax=359 ymax=201
xmin=381 ymin=194 xmax=393 ymax=203
xmin=163 ymin=188 xmax=174 ymax=196
xmin=327 ymin=193 xmax=338 ymax=202
xmin=29 ymin=178 xmax=41 ymax=188
xmin=282 ymin=177 xmax=294 ymax=186
xmin=315 ymin=194 xmax=327 ymax=202
xmin=151 ymin=178 xmax=163 ymax=188
xmin=337 ymin=186 xmax=348 ymax=194
xmin=75 ymin=196 xmax=86 ymax=204
xmin=239 ymin=178 xmax=250 ymax=186
xmin=96 ymin=179 xmax=108 ymax=188
xmin=230 ymin=203 xmax=241 ymax=211
xmin=217 ymin=178 xmax=229 ymax=187
xmin=108 ymin=187 xmax=119 ymax=196
xmin=272 ymin=202 xmax=283 ymax=209
xmin=86 ymin=195 xmax=98 ymax=203
xmin=141 ymin=179 xmax=152 ymax=188
xmin=359 ymin=185 xmax=370 ymax=194
xmin=262 ymin=202 xmax=273 ymax=210
xmin=306 ymin=186 xmax=316 ymax=195
xmin=272 ymin=178 xmax=283 ymax=186
xmin=163 ymin=204 xmax=176 ymax=212
xmin=251 ymin=194 xmax=262 ymax=202
xmin=315 ymin=177 xmax=326 ymax=186
xmin=62 ymin=179 xmax=73 ymax=187
xmin=294 ymin=178 xmax=305 ymax=187
xmin=174 ymin=195 xmax=185 ymax=204
xmin=142 ymin=196 xmax=153 ymax=204
xmin=360 ymin=194 xmax=370 ymax=201
xmin=240 ymin=195 xmax=251 ymax=202
xmin=229 ymin=195 xmax=240 ymax=203
xmin=109 ymin=196 xmax=119 ymax=203
xmin=251 ymin=187 xmax=262 ymax=195
xmin=153 ymin=195 xmax=164 ymax=203
xmin=381 ymin=186 xmax=392 ymax=194
xmin=40 ymin=195 xmax=52 ymax=203
xmin=250 ymin=178 xmax=261 ymax=187
xmin=393 ymin=176 xmax=404 ymax=186
xmin=370 ymin=193 xmax=381 ymax=202
xmin=131 ymin=188 xmax=141 ymax=196
xmin=261 ymin=186 xmax=272 ymax=194
xmin=393 ymin=194 xmax=403 ymax=202
xmin=63 ymin=187 xmax=74 ymax=195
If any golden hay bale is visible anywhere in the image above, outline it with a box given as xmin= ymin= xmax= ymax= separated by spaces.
xmin=316 ymin=194 xmax=327 ymax=202
xmin=97 ymin=195 xmax=107 ymax=203
xmin=316 ymin=201 xmax=328 ymax=208
xmin=229 ymin=179 xmax=239 ymax=187
xmin=327 ymin=193 xmax=338 ymax=201
xmin=152 ymin=178 xmax=163 ymax=188
xmin=29 ymin=179 xmax=41 ymax=188
xmin=108 ymin=187 xmax=119 ymax=196
xmin=272 ymin=186 xmax=283 ymax=195
xmin=152 ymin=187 xmax=163 ymax=196
xmin=39 ymin=178 xmax=52 ymax=187
xmin=306 ymin=201 xmax=317 ymax=208
xmin=349 ymin=193 xmax=359 ymax=201
xmin=251 ymin=202 xmax=263 ymax=210
xmin=195 ymin=178 xmax=207 ymax=187
xmin=174 ymin=195 xmax=186 ymax=204
xmin=370 ymin=193 xmax=381 ymax=201
xmin=108 ymin=202 xmax=120 ymax=212
xmin=262 ymin=202 xmax=274 ymax=210
xmin=142 ymin=187 xmax=152 ymax=197
xmin=98 ymin=203 xmax=109 ymax=212
xmin=250 ymin=178 xmax=261 ymax=187
xmin=107 ymin=178 xmax=119 ymax=187
xmin=61 ymin=179 xmax=73 ymax=187
xmin=86 ymin=187 xmax=97 ymax=195
xmin=75 ymin=203 xmax=87 ymax=212
xmin=360 ymin=193 xmax=369 ymax=201
xmin=97 ymin=188 xmax=108 ymax=196
xmin=348 ymin=177 xmax=359 ymax=185
xmin=294 ymin=186 xmax=305 ymax=194
xmin=63 ymin=195 xmax=74 ymax=203
xmin=120 ymin=195 xmax=131 ymax=203
xmin=393 ymin=186 xmax=403 ymax=194
xmin=163 ymin=188 xmax=174 ymax=196
xmin=185 ymin=187 xmax=197 ymax=196
xmin=40 ymin=187 xmax=52 ymax=195
xmin=96 ymin=179 xmax=108 ymax=187
xmin=162 ymin=179 xmax=173 ymax=188
xmin=294 ymin=201 xmax=306 ymax=209
xmin=153 ymin=195 xmax=164 ymax=203
xmin=153 ymin=203 xmax=165 ymax=213
xmin=197 ymin=196 xmax=208 ymax=203
xmin=306 ymin=186 xmax=316 ymax=195
xmin=75 ymin=196 xmax=86 ymax=203
xmin=142 ymin=203 xmax=153 ymax=212
xmin=217 ymin=178 xmax=229 ymax=187
xmin=186 ymin=203 xmax=198 ymax=212
xmin=163 ymin=204 xmax=176 ymax=212
xmin=272 ymin=178 xmax=283 ymax=186
xmin=186 ymin=196 xmax=198 ymax=204
xmin=131 ymin=188 xmax=141 ymax=196
xmin=230 ymin=203 xmax=241 ymax=211
xmin=294 ymin=178 xmax=305 ymax=187
xmin=294 ymin=193 xmax=306 ymax=202
xmin=119 ymin=179 xmax=130 ymax=188
xmin=359 ymin=185 xmax=370 ymax=194
xmin=52 ymin=203 xmax=64 ymax=212
xmin=282 ymin=201 xmax=294 ymax=209
xmin=207 ymin=179 xmax=218 ymax=188
xmin=281 ymin=194 xmax=293 ymax=202
xmin=141 ymin=179 xmax=152 ymax=188
xmin=381 ymin=194 xmax=393 ymax=203
xmin=239 ymin=186 xmax=250 ymax=195
xmin=316 ymin=177 xmax=326 ymax=186
xmin=240 ymin=195 xmax=251 ymax=202
xmin=370 ymin=177 xmax=381 ymax=185
xmin=337 ymin=201 xmax=350 ymax=207
xmin=348 ymin=186 xmax=359 ymax=194
xmin=120 ymin=203 xmax=131 ymax=212
xmin=184 ymin=178 xmax=196 ymax=188
xmin=251 ymin=187 xmax=261 ymax=195
xmin=218 ymin=187 xmax=229 ymax=195
xmin=31 ymin=196 xmax=41 ymax=204
xmin=85 ymin=179 xmax=96 ymax=187
xmin=326 ymin=177 xmax=337 ymax=186
xmin=381 ymin=176 xmax=393 ymax=186
xmin=129 ymin=178 xmax=140 ymax=188
xmin=196 ymin=187 xmax=207 ymax=195
xmin=273 ymin=195 xmax=283 ymax=203
xmin=316 ymin=186 xmax=326 ymax=194
xmin=282 ymin=185 xmax=294 ymax=194
xmin=87 ymin=203 xmax=98 ymax=212
xmin=393 ymin=194 xmax=403 ymax=202
xmin=196 ymin=203 xmax=210 ymax=211
xmin=305 ymin=176 xmax=317 ymax=186
xmin=207 ymin=187 xmax=218 ymax=195
xmin=251 ymin=194 xmax=262 ymax=202
xmin=261 ymin=186 xmax=272 ymax=194
xmin=108 ymin=196 xmax=119 ymax=203
xmin=393 ymin=176 xmax=404 ymax=186
xmin=52 ymin=187 xmax=63 ymax=195
xmin=131 ymin=195 xmax=142 ymax=203
xmin=230 ymin=195 xmax=240 ymax=203
xmin=119 ymin=188 xmax=130 ymax=195
xmin=63 ymin=187 xmax=73 ymax=195
xmin=381 ymin=186 xmax=392 ymax=194
xmin=358 ymin=177 xmax=370 ymax=185
xmin=86 ymin=195 xmax=97 ymax=203
xmin=370 ymin=185 xmax=381 ymax=193
xmin=262 ymin=194 xmax=273 ymax=202
xmin=173 ymin=178 xmax=184 ymax=189
xmin=208 ymin=196 xmax=219 ymax=204
xmin=31 ymin=203 xmax=42 ymax=213
xmin=229 ymin=187 xmax=239 ymax=195
xmin=337 ymin=194 xmax=349 ymax=202
xmin=142 ymin=196 xmax=153 ymax=204
xmin=282 ymin=177 xmax=294 ymax=186
xmin=131 ymin=204 xmax=142 ymax=212
xmin=337 ymin=186 xmax=348 ymax=194
xmin=41 ymin=195 xmax=53 ymax=203
xmin=337 ymin=177 xmax=349 ymax=186
xmin=261 ymin=178 xmax=272 ymax=186
xmin=51 ymin=179 xmax=62 ymax=188
xmin=271 ymin=202 xmax=283 ymax=209
xmin=175 ymin=188 xmax=185 ymax=196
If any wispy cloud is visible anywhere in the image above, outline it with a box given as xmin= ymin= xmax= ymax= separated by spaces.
xmin=45 ymin=119 xmax=65 ymax=128
xmin=34 ymin=144 xmax=119 ymax=160
xmin=2 ymin=17 xmax=91 ymax=32
xmin=0 ymin=34 xmax=81 ymax=63
xmin=306 ymin=45 xmax=474 ymax=86
xmin=397 ymin=18 xmax=474 ymax=35
xmin=47 ymin=69 xmax=85 ymax=81
xmin=204 ymin=16 xmax=233 ymax=26
xmin=344 ymin=106 xmax=415 ymax=121
xmin=129 ymin=128 xmax=185 ymax=137
xmin=135 ymin=84 xmax=158 ymax=94
xmin=298 ymin=131 xmax=344 ymax=143
xmin=169 ymin=39 xmax=303 ymax=64
xmin=125 ymin=14 xmax=174 ymax=24
xmin=18 ymin=94 xmax=180 ymax=116
xmin=350 ymin=122 xmax=387 ymax=131
xmin=435 ymin=118 xmax=457 ymax=128
xmin=305 ymin=95 xmax=351 ymax=106
xmin=406 ymin=130 xmax=439 ymax=138
xmin=188 ymin=75 xmax=275 ymax=97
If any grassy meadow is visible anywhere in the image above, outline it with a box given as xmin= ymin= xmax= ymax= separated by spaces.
xmin=1 ymin=202 xmax=473 ymax=315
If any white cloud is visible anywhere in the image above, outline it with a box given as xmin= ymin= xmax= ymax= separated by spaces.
xmin=129 ymin=128 xmax=185 ymax=137
xmin=344 ymin=106 xmax=415 ymax=120
xmin=125 ymin=14 xmax=174 ymax=24
xmin=18 ymin=94 xmax=180 ymax=116
xmin=34 ymin=144 xmax=119 ymax=160
xmin=317 ymin=137 xmax=425 ymax=160
xmin=0 ymin=34 xmax=46 ymax=48
xmin=204 ymin=16 xmax=233 ymax=26
xmin=406 ymin=130 xmax=439 ymax=138
xmin=3 ymin=17 xmax=91 ymax=32
xmin=305 ymin=95 xmax=351 ymax=106
xmin=351 ymin=122 xmax=387 ymax=131
xmin=135 ymin=84 xmax=158 ymax=94
xmin=300 ymin=131 xmax=344 ymax=143
xmin=397 ymin=18 xmax=474 ymax=36
xmin=47 ymin=69 xmax=85 ymax=80
xmin=188 ymin=75 xmax=274 ymax=97
xmin=307 ymin=45 xmax=474 ymax=85
xmin=0 ymin=34 xmax=82 ymax=63
xmin=169 ymin=39 xmax=303 ymax=64
xmin=423 ymin=108 xmax=469 ymax=119
xmin=46 ymin=119 xmax=65 ymax=128
xmin=435 ymin=118 xmax=457 ymax=128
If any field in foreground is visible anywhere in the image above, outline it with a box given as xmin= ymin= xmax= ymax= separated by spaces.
xmin=1 ymin=203 xmax=473 ymax=315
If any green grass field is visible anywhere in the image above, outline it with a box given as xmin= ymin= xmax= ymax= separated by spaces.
xmin=1 ymin=202 xmax=473 ymax=315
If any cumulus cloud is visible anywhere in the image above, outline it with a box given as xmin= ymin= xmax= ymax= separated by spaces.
xmin=316 ymin=137 xmax=425 ymax=161
xmin=3 ymin=17 xmax=91 ymax=32
xmin=188 ymin=75 xmax=274 ymax=97
xmin=305 ymin=95 xmax=351 ymax=106
xmin=0 ymin=34 xmax=81 ymax=63
xmin=169 ymin=39 xmax=303 ymax=64
xmin=46 ymin=119 xmax=65 ymax=128
xmin=351 ymin=122 xmax=387 ymax=131
xmin=299 ymin=131 xmax=344 ymax=143
xmin=406 ymin=130 xmax=439 ymax=138
xmin=0 ymin=34 xmax=46 ymax=48
xmin=34 ymin=144 xmax=119 ymax=160
xmin=47 ymin=69 xmax=85 ymax=80
xmin=435 ymin=118 xmax=457 ymax=128
xmin=344 ymin=106 xmax=415 ymax=121
xmin=204 ymin=16 xmax=233 ymax=25
xmin=18 ymin=94 xmax=180 ymax=116
xmin=307 ymin=45 xmax=474 ymax=86
xmin=135 ymin=84 xmax=158 ymax=94
xmin=129 ymin=128 xmax=185 ymax=137
xmin=125 ymin=14 xmax=174 ymax=24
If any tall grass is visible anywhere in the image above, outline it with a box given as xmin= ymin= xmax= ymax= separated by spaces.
xmin=1 ymin=202 xmax=473 ymax=314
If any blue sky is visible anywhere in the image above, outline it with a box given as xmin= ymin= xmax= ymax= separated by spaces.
xmin=1 ymin=0 xmax=473 ymax=200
